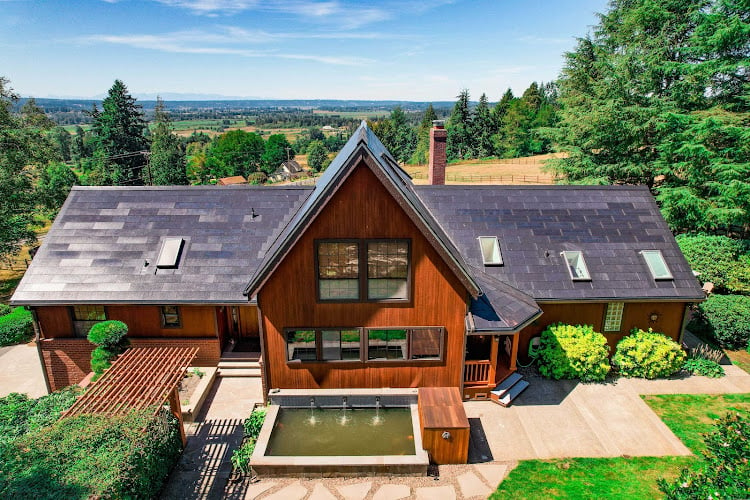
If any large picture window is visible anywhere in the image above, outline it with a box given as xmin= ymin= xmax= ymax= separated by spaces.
xmin=285 ymin=326 xmax=443 ymax=363
xmin=72 ymin=305 xmax=106 ymax=337
xmin=316 ymin=239 xmax=410 ymax=302
xmin=317 ymin=241 xmax=359 ymax=300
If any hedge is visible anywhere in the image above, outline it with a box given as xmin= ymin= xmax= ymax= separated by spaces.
xmin=537 ymin=323 xmax=611 ymax=382
xmin=675 ymin=234 xmax=750 ymax=294
xmin=0 ymin=407 xmax=182 ymax=499
xmin=0 ymin=387 xmax=81 ymax=442
xmin=612 ymin=329 xmax=686 ymax=379
xmin=0 ymin=307 xmax=34 ymax=347
xmin=688 ymin=294 xmax=750 ymax=350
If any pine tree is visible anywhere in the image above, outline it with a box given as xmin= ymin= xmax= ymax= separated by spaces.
xmin=472 ymin=94 xmax=496 ymax=158
xmin=90 ymin=80 xmax=148 ymax=185
xmin=149 ymin=98 xmax=188 ymax=185
xmin=447 ymin=89 xmax=473 ymax=160
xmin=410 ymin=104 xmax=438 ymax=165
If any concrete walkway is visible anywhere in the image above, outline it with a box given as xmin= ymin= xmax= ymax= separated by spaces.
xmin=0 ymin=342 xmax=47 ymax=398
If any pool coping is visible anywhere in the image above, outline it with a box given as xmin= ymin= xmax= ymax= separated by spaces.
xmin=251 ymin=389 xmax=429 ymax=477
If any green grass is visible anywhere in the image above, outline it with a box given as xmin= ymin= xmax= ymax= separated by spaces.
xmin=493 ymin=393 xmax=750 ymax=499
xmin=491 ymin=456 xmax=693 ymax=500
xmin=643 ymin=393 xmax=750 ymax=454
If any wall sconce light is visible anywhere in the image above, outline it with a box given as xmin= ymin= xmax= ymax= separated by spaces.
xmin=441 ymin=431 xmax=451 ymax=440
xmin=649 ymin=313 xmax=660 ymax=322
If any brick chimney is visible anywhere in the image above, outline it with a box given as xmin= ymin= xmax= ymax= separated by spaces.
xmin=428 ymin=120 xmax=447 ymax=185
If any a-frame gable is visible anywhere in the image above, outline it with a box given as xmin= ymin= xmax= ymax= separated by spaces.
xmin=244 ymin=121 xmax=480 ymax=299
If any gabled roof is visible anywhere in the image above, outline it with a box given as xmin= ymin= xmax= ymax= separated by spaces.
xmin=416 ymin=185 xmax=705 ymax=302
xmin=11 ymin=185 xmax=311 ymax=305
xmin=243 ymin=121 xmax=482 ymax=299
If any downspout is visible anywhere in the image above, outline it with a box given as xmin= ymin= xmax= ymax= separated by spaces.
xmin=678 ymin=302 xmax=693 ymax=345
xmin=255 ymin=295 xmax=271 ymax=405
xmin=29 ymin=307 xmax=52 ymax=395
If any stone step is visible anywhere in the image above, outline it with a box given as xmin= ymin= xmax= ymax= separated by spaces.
xmin=218 ymin=360 xmax=261 ymax=369
xmin=220 ymin=351 xmax=261 ymax=362
xmin=217 ymin=367 xmax=262 ymax=377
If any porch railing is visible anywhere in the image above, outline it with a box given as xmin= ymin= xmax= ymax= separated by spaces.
xmin=464 ymin=360 xmax=491 ymax=385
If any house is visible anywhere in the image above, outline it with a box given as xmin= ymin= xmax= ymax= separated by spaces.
xmin=11 ymin=121 xmax=704 ymax=402
xmin=271 ymin=159 xmax=303 ymax=182
xmin=217 ymin=176 xmax=247 ymax=186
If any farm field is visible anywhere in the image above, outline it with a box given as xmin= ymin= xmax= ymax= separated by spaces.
xmin=405 ymin=152 xmax=564 ymax=185
xmin=312 ymin=109 xmax=389 ymax=119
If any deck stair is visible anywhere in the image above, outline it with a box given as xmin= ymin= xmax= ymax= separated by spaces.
xmin=490 ymin=372 xmax=529 ymax=407
xmin=218 ymin=352 xmax=261 ymax=378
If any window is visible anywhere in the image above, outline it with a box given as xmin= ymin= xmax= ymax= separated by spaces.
xmin=640 ymin=250 xmax=673 ymax=280
xmin=317 ymin=241 xmax=359 ymax=300
xmin=367 ymin=327 xmax=443 ymax=361
xmin=367 ymin=241 xmax=409 ymax=300
xmin=604 ymin=302 xmax=624 ymax=332
xmin=316 ymin=239 xmax=410 ymax=302
xmin=72 ymin=305 xmax=106 ymax=337
xmin=478 ymin=236 xmax=503 ymax=266
xmin=562 ymin=251 xmax=591 ymax=280
xmin=286 ymin=329 xmax=360 ymax=362
xmin=161 ymin=306 xmax=181 ymax=328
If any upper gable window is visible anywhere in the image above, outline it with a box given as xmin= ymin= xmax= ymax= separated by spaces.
xmin=478 ymin=236 xmax=503 ymax=266
xmin=562 ymin=251 xmax=591 ymax=281
xmin=641 ymin=250 xmax=673 ymax=280
xmin=367 ymin=240 xmax=409 ymax=300
xmin=317 ymin=241 xmax=360 ymax=300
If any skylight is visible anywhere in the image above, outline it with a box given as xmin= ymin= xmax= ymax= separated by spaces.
xmin=478 ymin=236 xmax=503 ymax=266
xmin=562 ymin=251 xmax=591 ymax=280
xmin=156 ymin=238 xmax=184 ymax=269
xmin=640 ymin=250 xmax=673 ymax=280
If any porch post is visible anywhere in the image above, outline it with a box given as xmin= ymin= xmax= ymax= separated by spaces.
xmin=169 ymin=387 xmax=187 ymax=446
xmin=509 ymin=333 xmax=519 ymax=371
xmin=489 ymin=336 xmax=499 ymax=385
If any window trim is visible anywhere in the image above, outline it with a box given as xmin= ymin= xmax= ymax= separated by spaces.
xmin=561 ymin=250 xmax=591 ymax=281
xmin=478 ymin=236 xmax=503 ymax=266
xmin=603 ymin=302 xmax=625 ymax=332
xmin=640 ymin=250 xmax=673 ymax=280
xmin=160 ymin=305 xmax=182 ymax=328
xmin=365 ymin=326 xmax=444 ymax=363
xmin=315 ymin=238 xmax=411 ymax=303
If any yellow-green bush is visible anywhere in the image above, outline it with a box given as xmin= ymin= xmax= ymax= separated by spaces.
xmin=613 ymin=329 xmax=686 ymax=379
xmin=537 ymin=323 xmax=611 ymax=382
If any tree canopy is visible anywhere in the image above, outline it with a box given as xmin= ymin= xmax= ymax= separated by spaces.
xmin=149 ymin=98 xmax=188 ymax=186
xmin=550 ymin=0 xmax=750 ymax=233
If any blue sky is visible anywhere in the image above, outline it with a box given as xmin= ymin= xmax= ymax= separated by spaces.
xmin=2 ymin=0 xmax=608 ymax=101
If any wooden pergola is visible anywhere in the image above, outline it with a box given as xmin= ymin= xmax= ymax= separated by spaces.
xmin=64 ymin=346 xmax=198 ymax=444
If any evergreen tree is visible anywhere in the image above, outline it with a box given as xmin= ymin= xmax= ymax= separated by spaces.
xmin=90 ymin=80 xmax=148 ymax=185
xmin=472 ymin=93 xmax=496 ymax=158
xmin=0 ymin=77 xmax=55 ymax=258
xmin=410 ymin=104 xmax=438 ymax=165
xmin=447 ymin=89 xmax=473 ymax=160
xmin=148 ymin=98 xmax=188 ymax=185
xmin=550 ymin=0 xmax=749 ymax=233
xmin=70 ymin=126 xmax=87 ymax=162
xmin=52 ymin=127 xmax=72 ymax=162
xmin=493 ymin=89 xmax=515 ymax=122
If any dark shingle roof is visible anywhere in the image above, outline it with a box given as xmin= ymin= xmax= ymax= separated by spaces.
xmin=415 ymin=185 xmax=704 ymax=302
xmin=11 ymin=185 xmax=311 ymax=305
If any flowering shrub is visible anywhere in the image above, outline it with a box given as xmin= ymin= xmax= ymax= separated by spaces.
xmin=659 ymin=413 xmax=749 ymax=499
xmin=612 ymin=329 xmax=685 ymax=379
xmin=537 ymin=323 xmax=611 ymax=382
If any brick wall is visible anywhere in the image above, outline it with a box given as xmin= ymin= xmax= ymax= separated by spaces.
xmin=40 ymin=337 xmax=221 ymax=392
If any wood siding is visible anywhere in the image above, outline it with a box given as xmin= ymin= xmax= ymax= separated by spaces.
xmin=34 ymin=305 xmax=218 ymax=338
xmin=517 ymin=301 xmax=689 ymax=359
xmin=258 ymin=163 xmax=468 ymax=390
xmin=238 ymin=306 xmax=259 ymax=337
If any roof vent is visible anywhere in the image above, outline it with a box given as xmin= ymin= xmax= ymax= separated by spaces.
xmin=156 ymin=238 xmax=185 ymax=269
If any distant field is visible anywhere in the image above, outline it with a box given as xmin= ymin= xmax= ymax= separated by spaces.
xmin=312 ymin=110 xmax=389 ymax=119
xmin=405 ymin=152 xmax=564 ymax=185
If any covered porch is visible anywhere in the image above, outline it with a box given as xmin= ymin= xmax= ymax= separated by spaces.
xmin=463 ymin=333 xmax=520 ymax=400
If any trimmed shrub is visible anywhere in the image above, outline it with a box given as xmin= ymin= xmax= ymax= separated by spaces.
xmin=675 ymin=234 xmax=750 ymax=294
xmin=688 ymin=294 xmax=750 ymax=349
xmin=0 ymin=304 xmax=12 ymax=316
xmin=659 ymin=412 xmax=749 ymax=499
xmin=87 ymin=320 xmax=129 ymax=376
xmin=683 ymin=358 xmax=725 ymax=378
xmin=537 ymin=323 xmax=611 ymax=382
xmin=87 ymin=320 xmax=129 ymax=353
xmin=612 ymin=329 xmax=686 ymax=379
xmin=0 ymin=407 xmax=182 ymax=499
xmin=0 ymin=307 xmax=34 ymax=347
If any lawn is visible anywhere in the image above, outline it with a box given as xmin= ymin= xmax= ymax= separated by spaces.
xmin=492 ymin=393 xmax=750 ymax=499
xmin=728 ymin=349 xmax=750 ymax=375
